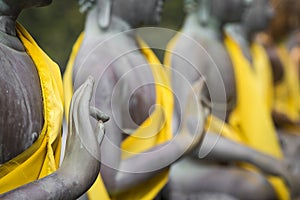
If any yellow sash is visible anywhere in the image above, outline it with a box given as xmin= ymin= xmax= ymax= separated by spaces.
xmin=275 ymin=44 xmax=300 ymax=128
xmin=224 ymin=35 xmax=289 ymax=200
xmin=0 ymin=23 xmax=63 ymax=193
xmin=63 ymin=33 xmax=173 ymax=200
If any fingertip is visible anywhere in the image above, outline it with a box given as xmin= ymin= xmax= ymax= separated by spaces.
xmin=90 ymin=107 xmax=110 ymax=122
xmin=99 ymin=121 xmax=105 ymax=132
xmin=101 ymin=115 xmax=110 ymax=123
xmin=96 ymin=121 xmax=105 ymax=144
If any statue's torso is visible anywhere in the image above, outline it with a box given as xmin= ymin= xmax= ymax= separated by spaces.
xmin=205 ymin=37 xmax=237 ymax=118
xmin=171 ymin=29 xmax=236 ymax=122
xmin=73 ymin=33 xmax=156 ymax=133
xmin=0 ymin=42 xmax=43 ymax=164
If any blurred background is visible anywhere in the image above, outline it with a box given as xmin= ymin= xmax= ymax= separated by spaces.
xmin=19 ymin=1 xmax=185 ymax=74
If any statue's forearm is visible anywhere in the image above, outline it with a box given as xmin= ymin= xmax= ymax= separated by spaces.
xmin=197 ymin=133 xmax=290 ymax=180
xmin=197 ymin=133 xmax=250 ymax=163
xmin=0 ymin=129 xmax=101 ymax=200
xmin=0 ymin=162 xmax=100 ymax=200
xmin=0 ymin=173 xmax=76 ymax=200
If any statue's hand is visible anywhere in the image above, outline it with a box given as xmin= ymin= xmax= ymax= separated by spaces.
xmin=175 ymin=78 xmax=210 ymax=154
xmin=60 ymin=77 xmax=109 ymax=185
xmin=0 ymin=78 xmax=109 ymax=199
xmin=249 ymin=153 xmax=293 ymax=189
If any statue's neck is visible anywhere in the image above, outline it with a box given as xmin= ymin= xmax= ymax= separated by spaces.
xmin=86 ymin=8 xmax=131 ymax=36
xmin=0 ymin=15 xmax=25 ymax=51
xmin=0 ymin=15 xmax=17 ymax=36
xmin=184 ymin=13 xmax=224 ymax=40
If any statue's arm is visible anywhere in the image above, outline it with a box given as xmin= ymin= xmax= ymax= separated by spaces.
xmin=196 ymin=132 xmax=292 ymax=187
xmin=0 ymin=78 xmax=108 ymax=200
xmin=98 ymin=78 xmax=208 ymax=195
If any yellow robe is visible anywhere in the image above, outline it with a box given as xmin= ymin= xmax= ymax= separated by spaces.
xmin=223 ymin=35 xmax=289 ymax=200
xmin=274 ymin=43 xmax=300 ymax=132
xmin=164 ymin=33 xmax=289 ymax=199
xmin=63 ymin=33 xmax=173 ymax=200
xmin=0 ymin=23 xmax=63 ymax=193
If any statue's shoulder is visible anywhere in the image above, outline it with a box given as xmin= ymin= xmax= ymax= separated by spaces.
xmin=0 ymin=41 xmax=17 ymax=54
xmin=0 ymin=41 xmax=33 ymax=65
xmin=0 ymin=43 xmax=26 ymax=67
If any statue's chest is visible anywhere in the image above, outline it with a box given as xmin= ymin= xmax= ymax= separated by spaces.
xmin=119 ymin=60 xmax=157 ymax=128
xmin=0 ymin=49 xmax=44 ymax=163
xmin=207 ymin=44 xmax=237 ymax=118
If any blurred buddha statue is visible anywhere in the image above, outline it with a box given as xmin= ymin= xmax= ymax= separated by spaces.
xmin=256 ymin=0 xmax=300 ymax=197
xmin=63 ymin=0 xmax=208 ymax=199
xmin=164 ymin=0 xmax=291 ymax=199
xmin=257 ymin=0 xmax=300 ymax=129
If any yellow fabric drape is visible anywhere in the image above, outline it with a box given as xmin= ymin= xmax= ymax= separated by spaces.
xmin=63 ymin=33 xmax=173 ymax=200
xmin=0 ymin=23 xmax=63 ymax=194
xmin=275 ymin=44 xmax=300 ymax=130
xmin=63 ymin=33 xmax=84 ymax=122
xmin=224 ymin=35 xmax=289 ymax=200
